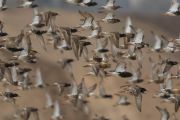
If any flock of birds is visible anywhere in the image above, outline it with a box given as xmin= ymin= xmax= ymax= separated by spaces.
xmin=0 ymin=0 xmax=180 ymax=120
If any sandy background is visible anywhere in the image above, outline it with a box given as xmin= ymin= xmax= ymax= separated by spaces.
xmin=0 ymin=7 xmax=180 ymax=120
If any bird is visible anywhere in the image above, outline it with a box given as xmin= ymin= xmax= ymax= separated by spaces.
xmin=29 ymin=26 xmax=47 ymax=51
xmin=51 ymin=31 xmax=71 ymax=53
xmin=0 ymin=0 xmax=7 ymax=11
xmin=99 ymin=0 xmax=121 ymax=11
xmin=120 ymin=85 xmax=147 ymax=112
xmin=51 ymin=100 xmax=63 ymax=120
xmin=57 ymin=58 xmax=74 ymax=69
xmin=79 ymin=41 xmax=92 ymax=61
xmin=0 ymin=20 xmax=7 ymax=36
xmin=148 ymin=57 xmax=163 ymax=83
xmin=129 ymin=27 xmax=147 ymax=49
xmin=0 ymin=89 xmax=19 ymax=103
xmin=18 ymin=31 xmax=32 ymax=59
xmin=160 ymin=58 xmax=178 ymax=74
xmin=43 ymin=10 xmax=58 ymax=26
xmin=128 ymin=85 xmax=146 ymax=112
xmin=18 ymin=0 xmax=37 ymax=8
xmin=123 ymin=16 xmax=135 ymax=48
xmin=109 ymin=62 xmax=132 ymax=77
xmin=45 ymin=91 xmax=53 ymax=108
xmin=23 ymin=107 xmax=39 ymax=120
xmin=175 ymin=33 xmax=180 ymax=46
xmin=156 ymin=106 xmax=170 ymax=120
xmin=78 ymin=10 xmax=95 ymax=30
xmin=98 ymin=77 xmax=113 ymax=99
xmin=168 ymin=95 xmax=180 ymax=112
xmin=161 ymin=35 xmax=177 ymax=53
xmin=83 ymin=63 xmax=100 ymax=77
xmin=79 ymin=0 xmax=97 ymax=7
xmin=114 ymin=94 xmax=130 ymax=106
xmin=5 ymin=61 xmax=19 ymax=85
xmin=30 ymin=8 xmax=44 ymax=27
xmin=88 ymin=27 xmax=102 ymax=39
xmin=151 ymin=31 xmax=163 ymax=52
xmin=93 ymin=114 xmax=109 ymax=120
xmin=66 ymin=0 xmax=83 ymax=5
xmin=78 ymin=78 xmax=97 ymax=98
xmin=129 ymin=63 xmax=143 ymax=83
xmin=53 ymin=82 xmax=71 ymax=95
xmin=122 ymin=44 xmax=137 ymax=60
xmin=94 ymin=37 xmax=109 ymax=53
xmin=0 ymin=61 xmax=5 ymax=81
xmin=164 ymin=0 xmax=180 ymax=16
xmin=101 ymin=12 xmax=120 ymax=24
xmin=17 ymin=67 xmax=31 ymax=89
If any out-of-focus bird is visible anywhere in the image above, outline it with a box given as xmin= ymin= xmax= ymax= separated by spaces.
xmin=101 ymin=12 xmax=120 ymax=24
xmin=119 ymin=85 xmax=147 ymax=112
xmin=164 ymin=0 xmax=180 ymax=16
xmin=100 ymin=0 xmax=121 ymax=11
xmin=79 ymin=0 xmax=97 ymax=7
xmin=151 ymin=31 xmax=163 ymax=52
xmin=51 ymin=100 xmax=63 ymax=120
xmin=168 ymin=95 xmax=180 ymax=112
xmin=156 ymin=106 xmax=170 ymax=120
xmin=18 ymin=0 xmax=37 ymax=8
xmin=0 ymin=0 xmax=7 ymax=11
xmin=114 ymin=94 xmax=130 ymax=106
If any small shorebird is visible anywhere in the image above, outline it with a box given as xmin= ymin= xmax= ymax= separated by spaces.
xmin=30 ymin=8 xmax=44 ymax=27
xmin=129 ymin=63 xmax=143 ymax=83
xmin=168 ymin=95 xmax=180 ymax=112
xmin=98 ymin=77 xmax=112 ymax=99
xmin=0 ymin=0 xmax=7 ymax=11
xmin=18 ymin=0 xmax=37 ymax=8
xmin=78 ymin=10 xmax=94 ymax=30
xmin=78 ymin=78 xmax=97 ymax=98
xmin=109 ymin=62 xmax=132 ymax=78
xmin=23 ymin=107 xmax=39 ymax=120
xmin=119 ymin=85 xmax=147 ymax=112
xmin=0 ymin=20 xmax=8 ymax=36
xmin=101 ymin=12 xmax=120 ymax=24
xmin=156 ymin=106 xmax=170 ymax=120
xmin=164 ymin=0 xmax=180 ymax=16
xmin=88 ymin=26 xmax=102 ymax=39
xmin=17 ymin=67 xmax=31 ymax=89
xmin=29 ymin=26 xmax=47 ymax=51
xmin=51 ymin=100 xmax=63 ymax=120
xmin=45 ymin=91 xmax=53 ymax=108
xmin=79 ymin=0 xmax=97 ymax=7
xmin=150 ymin=31 xmax=163 ymax=52
xmin=123 ymin=16 xmax=135 ymax=49
xmin=66 ymin=0 xmax=97 ymax=7
xmin=94 ymin=37 xmax=109 ymax=53
xmin=161 ymin=35 xmax=177 ymax=53
xmin=130 ymin=27 xmax=148 ymax=49
xmin=0 ymin=89 xmax=19 ymax=103
xmin=99 ymin=0 xmax=121 ymax=11
xmin=114 ymin=94 xmax=130 ymax=106
xmin=148 ymin=57 xmax=163 ymax=83
xmin=79 ymin=41 xmax=92 ymax=61
xmin=66 ymin=0 xmax=82 ymax=5
xmin=43 ymin=10 xmax=58 ymax=26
